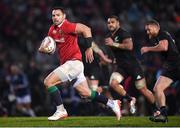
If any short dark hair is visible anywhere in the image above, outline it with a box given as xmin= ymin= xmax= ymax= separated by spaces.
xmin=146 ymin=19 xmax=160 ymax=27
xmin=108 ymin=15 xmax=120 ymax=22
xmin=52 ymin=6 xmax=65 ymax=14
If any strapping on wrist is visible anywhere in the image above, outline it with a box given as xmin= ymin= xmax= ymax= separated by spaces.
xmin=112 ymin=43 xmax=119 ymax=48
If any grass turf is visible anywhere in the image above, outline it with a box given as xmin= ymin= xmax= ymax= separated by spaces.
xmin=0 ymin=116 xmax=180 ymax=127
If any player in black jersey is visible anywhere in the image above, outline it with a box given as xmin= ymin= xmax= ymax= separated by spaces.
xmin=105 ymin=15 xmax=156 ymax=115
xmin=141 ymin=20 xmax=180 ymax=122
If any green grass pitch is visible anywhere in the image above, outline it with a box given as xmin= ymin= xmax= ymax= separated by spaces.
xmin=0 ymin=116 xmax=180 ymax=127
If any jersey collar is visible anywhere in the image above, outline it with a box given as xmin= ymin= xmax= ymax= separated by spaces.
xmin=57 ymin=19 xmax=66 ymax=28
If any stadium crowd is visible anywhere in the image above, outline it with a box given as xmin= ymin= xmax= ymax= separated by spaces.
xmin=0 ymin=0 xmax=180 ymax=117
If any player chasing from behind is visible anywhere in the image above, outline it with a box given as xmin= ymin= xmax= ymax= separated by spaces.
xmin=105 ymin=15 xmax=156 ymax=114
xmin=38 ymin=6 xmax=121 ymax=121
xmin=141 ymin=20 xmax=180 ymax=123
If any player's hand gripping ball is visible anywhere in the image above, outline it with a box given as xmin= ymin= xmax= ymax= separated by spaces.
xmin=42 ymin=36 xmax=56 ymax=54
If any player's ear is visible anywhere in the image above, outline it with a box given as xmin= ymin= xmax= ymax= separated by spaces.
xmin=63 ymin=14 xmax=66 ymax=19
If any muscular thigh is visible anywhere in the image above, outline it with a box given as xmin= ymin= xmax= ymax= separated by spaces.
xmin=154 ymin=76 xmax=173 ymax=91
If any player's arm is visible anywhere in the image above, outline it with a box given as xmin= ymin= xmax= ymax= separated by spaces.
xmin=75 ymin=23 xmax=94 ymax=63
xmin=75 ymin=23 xmax=112 ymax=63
xmin=141 ymin=39 xmax=168 ymax=54
xmin=105 ymin=37 xmax=133 ymax=50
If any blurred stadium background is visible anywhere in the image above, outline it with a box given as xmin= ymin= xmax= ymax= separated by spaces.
xmin=0 ymin=0 xmax=180 ymax=117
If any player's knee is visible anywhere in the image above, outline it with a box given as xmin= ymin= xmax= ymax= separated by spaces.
xmin=135 ymin=78 xmax=146 ymax=89
xmin=44 ymin=77 xmax=51 ymax=88
xmin=79 ymin=89 xmax=91 ymax=98
xmin=109 ymin=72 xmax=124 ymax=87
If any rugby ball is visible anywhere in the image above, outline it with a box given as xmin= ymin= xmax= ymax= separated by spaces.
xmin=42 ymin=36 xmax=56 ymax=54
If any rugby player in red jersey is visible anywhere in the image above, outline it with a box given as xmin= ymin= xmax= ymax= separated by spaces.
xmin=39 ymin=7 xmax=121 ymax=121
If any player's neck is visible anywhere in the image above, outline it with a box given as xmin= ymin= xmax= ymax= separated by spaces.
xmin=57 ymin=19 xmax=66 ymax=27
xmin=111 ymin=27 xmax=119 ymax=36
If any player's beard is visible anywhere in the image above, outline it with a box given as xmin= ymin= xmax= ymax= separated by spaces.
xmin=110 ymin=27 xmax=119 ymax=35
xmin=53 ymin=21 xmax=62 ymax=25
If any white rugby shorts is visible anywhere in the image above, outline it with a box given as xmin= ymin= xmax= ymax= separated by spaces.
xmin=16 ymin=95 xmax=31 ymax=104
xmin=53 ymin=60 xmax=86 ymax=87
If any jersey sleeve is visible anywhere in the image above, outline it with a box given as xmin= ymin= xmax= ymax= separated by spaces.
xmin=159 ymin=31 xmax=171 ymax=41
xmin=121 ymin=31 xmax=131 ymax=40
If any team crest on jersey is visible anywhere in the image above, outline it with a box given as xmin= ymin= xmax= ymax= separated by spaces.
xmin=136 ymin=75 xmax=142 ymax=80
xmin=115 ymin=36 xmax=119 ymax=42
xmin=59 ymin=30 xmax=64 ymax=35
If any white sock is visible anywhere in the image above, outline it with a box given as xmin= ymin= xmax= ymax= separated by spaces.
xmin=107 ymin=99 xmax=114 ymax=108
xmin=27 ymin=109 xmax=36 ymax=117
xmin=57 ymin=104 xmax=65 ymax=111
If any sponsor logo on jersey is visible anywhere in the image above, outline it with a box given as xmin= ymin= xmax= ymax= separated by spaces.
xmin=55 ymin=37 xmax=65 ymax=43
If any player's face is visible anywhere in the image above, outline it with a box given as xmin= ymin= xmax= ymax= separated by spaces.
xmin=145 ymin=24 xmax=159 ymax=38
xmin=107 ymin=18 xmax=120 ymax=32
xmin=52 ymin=9 xmax=65 ymax=25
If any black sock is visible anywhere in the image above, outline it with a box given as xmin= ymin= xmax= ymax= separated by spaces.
xmin=160 ymin=106 xmax=167 ymax=116
xmin=151 ymin=103 xmax=158 ymax=112
xmin=90 ymin=90 xmax=108 ymax=105
xmin=48 ymin=86 xmax=63 ymax=106
xmin=123 ymin=93 xmax=132 ymax=102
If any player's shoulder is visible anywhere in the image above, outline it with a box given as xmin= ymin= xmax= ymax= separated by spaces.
xmin=158 ymin=30 xmax=174 ymax=42
xmin=117 ymin=28 xmax=131 ymax=38
xmin=49 ymin=25 xmax=55 ymax=31
xmin=63 ymin=19 xmax=76 ymax=26
xmin=118 ymin=28 xmax=130 ymax=34
xmin=159 ymin=30 xmax=171 ymax=37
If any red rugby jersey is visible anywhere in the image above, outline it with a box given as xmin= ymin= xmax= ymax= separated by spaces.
xmin=48 ymin=19 xmax=82 ymax=64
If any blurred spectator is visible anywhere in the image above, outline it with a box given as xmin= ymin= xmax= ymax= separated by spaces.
xmin=6 ymin=64 xmax=35 ymax=117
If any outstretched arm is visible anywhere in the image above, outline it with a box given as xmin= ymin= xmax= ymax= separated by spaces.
xmin=75 ymin=23 xmax=112 ymax=63
xmin=92 ymin=42 xmax=112 ymax=63
xmin=75 ymin=23 xmax=94 ymax=63
xmin=141 ymin=40 xmax=168 ymax=54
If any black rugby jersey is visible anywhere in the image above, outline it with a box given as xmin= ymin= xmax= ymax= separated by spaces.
xmin=107 ymin=28 xmax=137 ymax=65
xmin=149 ymin=31 xmax=180 ymax=68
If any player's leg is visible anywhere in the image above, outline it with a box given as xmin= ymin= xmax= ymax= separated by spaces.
xmin=22 ymin=95 xmax=36 ymax=117
xmin=135 ymin=78 xmax=154 ymax=103
xmin=153 ymin=76 xmax=173 ymax=107
xmin=154 ymin=76 xmax=172 ymax=112
xmin=150 ymin=76 xmax=173 ymax=122
xmin=46 ymin=60 xmax=83 ymax=120
xmin=73 ymin=72 xmax=121 ymax=120
xmin=45 ymin=71 xmax=67 ymax=120
xmin=109 ymin=72 xmax=136 ymax=114
xmin=135 ymin=78 xmax=157 ymax=112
